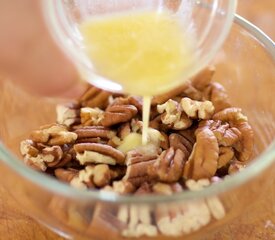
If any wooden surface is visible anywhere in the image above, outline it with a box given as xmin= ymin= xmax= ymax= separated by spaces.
xmin=0 ymin=1 xmax=275 ymax=240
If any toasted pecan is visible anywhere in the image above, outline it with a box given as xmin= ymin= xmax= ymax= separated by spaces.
xmin=74 ymin=143 xmax=125 ymax=165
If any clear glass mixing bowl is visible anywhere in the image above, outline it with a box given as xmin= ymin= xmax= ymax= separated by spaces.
xmin=43 ymin=0 xmax=237 ymax=95
xmin=0 ymin=15 xmax=274 ymax=240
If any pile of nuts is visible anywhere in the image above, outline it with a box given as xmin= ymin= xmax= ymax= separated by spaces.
xmin=20 ymin=66 xmax=255 ymax=237
xmin=20 ymin=66 xmax=254 ymax=194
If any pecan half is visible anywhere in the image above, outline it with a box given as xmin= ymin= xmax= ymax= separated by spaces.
xmin=218 ymin=147 xmax=234 ymax=168
xmin=185 ymin=179 xmax=226 ymax=220
xmin=78 ymin=85 xmax=111 ymax=109
xmin=109 ymin=96 xmax=143 ymax=113
xmin=213 ymin=108 xmax=254 ymax=162
xmin=180 ymin=97 xmax=215 ymax=119
xmin=183 ymin=128 xmax=219 ymax=180
xmin=160 ymin=132 xmax=169 ymax=150
xmin=185 ymin=179 xmax=210 ymax=191
xmin=74 ymin=126 xmax=116 ymax=141
xmin=234 ymin=121 xmax=254 ymax=162
xmin=213 ymin=107 xmax=248 ymax=123
xmin=203 ymin=82 xmax=231 ymax=112
xmin=55 ymin=168 xmax=79 ymax=183
xmin=101 ymin=105 xmax=138 ymax=127
xmin=117 ymin=204 xmax=158 ymax=238
xmin=169 ymin=133 xmax=193 ymax=158
xmin=150 ymin=147 xmax=185 ymax=183
xmin=182 ymin=82 xmax=204 ymax=100
xmin=111 ymin=181 xmax=136 ymax=194
xmin=74 ymin=143 xmax=125 ymax=165
xmin=199 ymin=120 xmax=242 ymax=147
xmin=154 ymin=181 xmax=211 ymax=236
xmin=123 ymin=151 xmax=158 ymax=187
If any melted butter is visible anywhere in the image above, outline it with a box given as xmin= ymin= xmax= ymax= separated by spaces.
xmin=117 ymin=133 xmax=142 ymax=153
xmin=142 ymin=96 xmax=151 ymax=145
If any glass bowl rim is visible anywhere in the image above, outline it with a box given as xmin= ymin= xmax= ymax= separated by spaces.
xmin=0 ymin=15 xmax=274 ymax=204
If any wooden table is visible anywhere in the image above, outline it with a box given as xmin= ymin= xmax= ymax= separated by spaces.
xmin=0 ymin=1 xmax=275 ymax=240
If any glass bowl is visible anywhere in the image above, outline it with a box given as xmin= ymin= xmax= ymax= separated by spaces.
xmin=43 ymin=0 xmax=237 ymax=95
xmin=0 ymin=15 xmax=275 ymax=240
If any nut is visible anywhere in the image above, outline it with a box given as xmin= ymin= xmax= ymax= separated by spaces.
xmin=111 ymin=181 xmax=136 ymax=194
xmin=20 ymin=140 xmax=73 ymax=171
xmin=228 ymin=160 xmax=246 ymax=174
xmin=218 ymin=147 xmax=234 ymax=168
xmin=102 ymin=105 xmax=138 ymax=127
xmin=206 ymin=196 xmax=226 ymax=220
xmin=20 ymin=139 xmax=39 ymax=157
xmin=80 ymin=107 xmax=104 ymax=126
xmin=183 ymin=128 xmax=219 ymax=180
xmin=87 ymin=204 xmax=127 ymax=237
xmin=203 ymin=82 xmax=231 ymax=112
xmin=169 ymin=133 xmax=193 ymax=158
xmin=185 ymin=179 xmax=210 ymax=191
xmin=213 ymin=108 xmax=254 ymax=162
xmin=156 ymin=179 xmax=213 ymax=235
xmin=70 ymin=164 xmax=116 ymax=189
xmin=30 ymin=124 xmax=77 ymax=145
xmin=153 ymin=182 xmax=183 ymax=195
xmin=74 ymin=126 xmax=116 ymax=140
xmin=117 ymin=205 xmax=158 ymax=238
xmin=74 ymin=143 xmax=125 ymax=165
xmin=23 ymin=153 xmax=47 ymax=171
xmin=157 ymin=99 xmax=192 ymax=130
xmin=154 ymin=182 xmax=211 ymax=236
xmin=199 ymin=120 xmax=242 ymax=147
xmin=55 ymin=168 xmax=79 ymax=183
xmin=109 ymin=96 xmax=143 ymax=113
xmin=123 ymin=151 xmax=158 ymax=187
xmin=191 ymin=66 xmax=215 ymax=91
xmin=213 ymin=107 xmax=248 ymax=123
xmin=56 ymin=103 xmax=80 ymax=127
xmin=182 ymin=82 xmax=204 ymax=100
xmin=234 ymin=121 xmax=254 ymax=162
xmin=151 ymin=147 xmax=185 ymax=183
xmin=41 ymin=145 xmax=63 ymax=166
xmin=78 ymin=85 xmax=110 ymax=109
xmin=135 ymin=182 xmax=152 ymax=195
xmin=180 ymin=97 xmax=215 ymax=119
xmin=160 ymin=132 xmax=169 ymax=150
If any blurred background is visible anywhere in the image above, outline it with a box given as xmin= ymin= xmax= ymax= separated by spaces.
xmin=238 ymin=0 xmax=275 ymax=40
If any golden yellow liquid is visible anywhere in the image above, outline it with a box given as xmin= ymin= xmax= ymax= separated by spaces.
xmin=80 ymin=10 xmax=197 ymax=144
xmin=80 ymin=10 xmax=196 ymax=96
